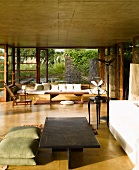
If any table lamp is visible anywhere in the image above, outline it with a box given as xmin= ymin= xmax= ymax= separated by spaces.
xmin=22 ymin=85 xmax=26 ymax=93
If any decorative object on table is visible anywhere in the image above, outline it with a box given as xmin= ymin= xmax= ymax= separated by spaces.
xmin=60 ymin=100 xmax=74 ymax=105
xmin=90 ymin=77 xmax=106 ymax=95
xmin=98 ymin=57 xmax=115 ymax=126
xmin=0 ymin=165 xmax=7 ymax=170
xmin=22 ymin=85 xmax=26 ymax=94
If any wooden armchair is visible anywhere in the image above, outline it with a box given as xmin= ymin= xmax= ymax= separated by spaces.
xmin=4 ymin=83 xmax=32 ymax=107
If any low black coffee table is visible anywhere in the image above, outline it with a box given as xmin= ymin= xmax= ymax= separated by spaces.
xmin=39 ymin=117 xmax=100 ymax=169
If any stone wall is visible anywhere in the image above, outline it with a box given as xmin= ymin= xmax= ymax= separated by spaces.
xmin=65 ymin=56 xmax=81 ymax=83
xmin=65 ymin=56 xmax=98 ymax=84
xmin=89 ymin=58 xmax=98 ymax=82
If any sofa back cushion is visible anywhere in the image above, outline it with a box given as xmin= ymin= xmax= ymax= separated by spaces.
xmin=42 ymin=83 xmax=50 ymax=90
xmin=73 ymin=84 xmax=81 ymax=91
xmin=59 ymin=84 xmax=66 ymax=91
xmin=51 ymin=84 xmax=59 ymax=91
xmin=34 ymin=83 xmax=44 ymax=90
xmin=66 ymin=84 xmax=74 ymax=91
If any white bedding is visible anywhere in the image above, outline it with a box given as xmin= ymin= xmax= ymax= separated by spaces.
xmin=109 ymin=100 xmax=139 ymax=169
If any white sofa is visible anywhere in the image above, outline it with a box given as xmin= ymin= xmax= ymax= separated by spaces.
xmin=17 ymin=83 xmax=107 ymax=95
xmin=17 ymin=83 xmax=90 ymax=94
xmin=17 ymin=83 xmax=91 ymax=102
xmin=17 ymin=83 xmax=106 ymax=103
xmin=109 ymin=100 xmax=139 ymax=170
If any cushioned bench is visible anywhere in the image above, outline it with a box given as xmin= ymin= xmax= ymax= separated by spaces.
xmin=17 ymin=83 xmax=107 ymax=103
xmin=0 ymin=126 xmax=41 ymax=165
xmin=17 ymin=83 xmax=91 ymax=103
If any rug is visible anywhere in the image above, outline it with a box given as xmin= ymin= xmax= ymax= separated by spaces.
xmin=34 ymin=100 xmax=88 ymax=105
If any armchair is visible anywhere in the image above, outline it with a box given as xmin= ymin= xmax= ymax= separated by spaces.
xmin=4 ymin=83 xmax=32 ymax=107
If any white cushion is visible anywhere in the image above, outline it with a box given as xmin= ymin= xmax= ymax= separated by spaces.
xmin=51 ymin=84 xmax=59 ymax=91
xmin=58 ymin=84 xmax=66 ymax=91
xmin=60 ymin=101 xmax=74 ymax=105
xmin=66 ymin=84 xmax=74 ymax=91
xmin=34 ymin=84 xmax=44 ymax=90
xmin=73 ymin=84 xmax=81 ymax=91
xmin=42 ymin=83 xmax=50 ymax=90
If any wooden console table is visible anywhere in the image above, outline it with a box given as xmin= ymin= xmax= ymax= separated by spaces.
xmin=44 ymin=91 xmax=89 ymax=103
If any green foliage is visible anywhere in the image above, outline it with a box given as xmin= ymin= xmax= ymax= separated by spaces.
xmin=20 ymin=48 xmax=36 ymax=59
xmin=18 ymin=48 xmax=98 ymax=81
xmin=0 ymin=50 xmax=4 ymax=55
xmin=0 ymin=59 xmax=4 ymax=81
xmin=48 ymin=50 xmax=65 ymax=79
xmin=48 ymin=62 xmax=65 ymax=76
xmin=64 ymin=49 xmax=98 ymax=76
xmin=19 ymin=64 xmax=36 ymax=79
xmin=0 ymin=46 xmax=133 ymax=87
xmin=48 ymin=49 xmax=56 ymax=65
xmin=19 ymin=48 xmax=56 ymax=64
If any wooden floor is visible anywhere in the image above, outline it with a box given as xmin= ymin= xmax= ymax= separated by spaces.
xmin=0 ymin=100 xmax=134 ymax=170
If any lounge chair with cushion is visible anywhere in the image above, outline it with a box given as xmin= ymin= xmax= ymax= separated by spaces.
xmin=4 ymin=83 xmax=32 ymax=107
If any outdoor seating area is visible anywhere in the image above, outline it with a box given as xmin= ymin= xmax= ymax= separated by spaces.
xmin=16 ymin=83 xmax=90 ymax=103
xmin=15 ymin=83 xmax=106 ymax=104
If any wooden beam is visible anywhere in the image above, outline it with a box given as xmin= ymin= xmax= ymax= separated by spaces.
xmin=17 ymin=48 xmax=20 ymax=84
xmin=119 ymin=43 xmax=124 ymax=100
xmin=12 ymin=47 xmax=15 ymax=85
xmin=115 ymin=43 xmax=124 ymax=100
xmin=46 ymin=49 xmax=48 ymax=83
xmin=5 ymin=44 xmax=8 ymax=84
xmin=36 ymin=48 xmax=40 ymax=83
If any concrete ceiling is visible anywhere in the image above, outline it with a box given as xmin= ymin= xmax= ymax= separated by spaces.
xmin=0 ymin=0 xmax=139 ymax=48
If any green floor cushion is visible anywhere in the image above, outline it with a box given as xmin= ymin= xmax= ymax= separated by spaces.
xmin=4 ymin=126 xmax=41 ymax=139
xmin=0 ymin=158 xmax=36 ymax=165
xmin=0 ymin=138 xmax=39 ymax=159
